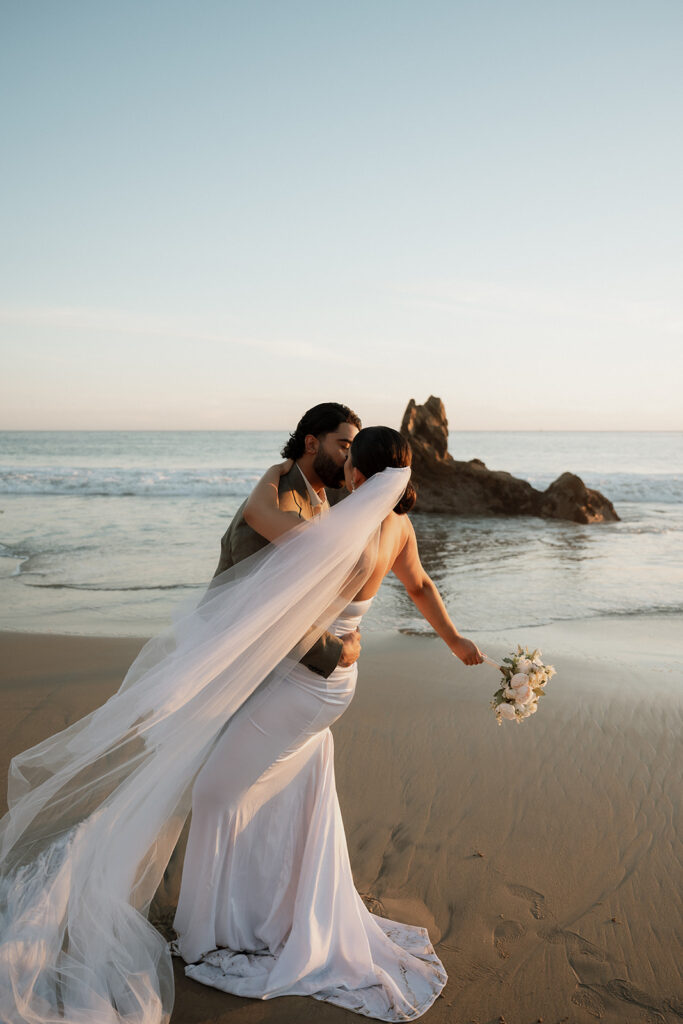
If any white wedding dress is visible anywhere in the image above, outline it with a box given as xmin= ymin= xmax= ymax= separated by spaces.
xmin=172 ymin=597 xmax=447 ymax=1021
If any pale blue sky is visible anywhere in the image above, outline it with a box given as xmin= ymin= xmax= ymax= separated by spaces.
xmin=1 ymin=0 xmax=681 ymax=430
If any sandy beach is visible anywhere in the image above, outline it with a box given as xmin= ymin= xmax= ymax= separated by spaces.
xmin=1 ymin=621 xmax=681 ymax=1024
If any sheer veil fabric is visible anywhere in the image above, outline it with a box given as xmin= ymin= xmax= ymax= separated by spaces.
xmin=0 ymin=467 xmax=411 ymax=1024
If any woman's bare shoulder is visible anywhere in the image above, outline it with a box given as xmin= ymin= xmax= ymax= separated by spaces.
xmin=385 ymin=510 xmax=414 ymax=533
xmin=380 ymin=511 xmax=413 ymax=554
xmin=356 ymin=514 xmax=414 ymax=599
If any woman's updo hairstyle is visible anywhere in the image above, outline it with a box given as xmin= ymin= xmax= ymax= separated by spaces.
xmin=350 ymin=426 xmax=417 ymax=515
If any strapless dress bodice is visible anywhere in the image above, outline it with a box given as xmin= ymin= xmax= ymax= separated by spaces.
xmin=282 ymin=597 xmax=373 ymax=703
xmin=329 ymin=597 xmax=373 ymax=638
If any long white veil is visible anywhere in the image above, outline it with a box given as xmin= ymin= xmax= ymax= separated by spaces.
xmin=0 ymin=467 xmax=411 ymax=1024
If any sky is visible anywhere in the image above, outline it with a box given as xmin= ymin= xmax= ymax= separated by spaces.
xmin=1 ymin=0 xmax=681 ymax=431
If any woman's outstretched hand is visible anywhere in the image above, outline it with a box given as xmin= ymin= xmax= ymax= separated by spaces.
xmin=451 ymin=636 xmax=484 ymax=666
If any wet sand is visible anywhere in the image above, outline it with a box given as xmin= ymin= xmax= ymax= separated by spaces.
xmin=1 ymin=621 xmax=681 ymax=1024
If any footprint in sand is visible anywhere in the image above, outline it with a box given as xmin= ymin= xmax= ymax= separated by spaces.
xmin=571 ymin=983 xmax=606 ymax=1018
xmin=606 ymin=979 xmax=668 ymax=1022
xmin=539 ymin=929 xmax=670 ymax=1022
xmin=493 ymin=918 xmax=525 ymax=959
xmin=539 ymin=927 xmax=606 ymax=962
xmin=506 ymin=882 xmax=546 ymax=920
xmin=359 ymin=892 xmax=386 ymax=917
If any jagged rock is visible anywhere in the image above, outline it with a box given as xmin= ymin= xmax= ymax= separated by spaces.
xmin=400 ymin=396 xmax=620 ymax=523
xmin=538 ymin=471 xmax=620 ymax=524
xmin=400 ymin=396 xmax=449 ymax=461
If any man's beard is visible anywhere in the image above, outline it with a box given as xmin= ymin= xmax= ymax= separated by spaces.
xmin=313 ymin=449 xmax=345 ymax=488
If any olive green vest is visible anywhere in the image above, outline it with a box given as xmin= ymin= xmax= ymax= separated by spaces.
xmin=213 ymin=464 xmax=346 ymax=678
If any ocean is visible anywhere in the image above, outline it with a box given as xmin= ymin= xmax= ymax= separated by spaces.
xmin=1 ymin=430 xmax=682 ymax=638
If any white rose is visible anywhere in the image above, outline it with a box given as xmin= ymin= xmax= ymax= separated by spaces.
xmin=526 ymin=701 xmax=538 ymax=714
xmin=509 ymin=673 xmax=529 ymax=689
xmin=515 ymin=684 xmax=534 ymax=705
xmin=516 ymin=658 xmax=533 ymax=673
xmin=498 ymin=703 xmax=517 ymax=720
xmin=504 ymin=686 xmax=517 ymax=699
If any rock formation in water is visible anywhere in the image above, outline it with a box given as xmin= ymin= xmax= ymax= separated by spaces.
xmin=400 ymin=396 xmax=620 ymax=523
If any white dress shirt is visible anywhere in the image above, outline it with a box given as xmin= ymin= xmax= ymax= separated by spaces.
xmin=296 ymin=465 xmax=329 ymax=517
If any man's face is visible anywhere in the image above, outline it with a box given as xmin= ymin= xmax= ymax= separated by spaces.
xmin=312 ymin=422 xmax=358 ymax=488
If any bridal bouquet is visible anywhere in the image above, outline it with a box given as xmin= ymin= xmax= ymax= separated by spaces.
xmin=486 ymin=645 xmax=556 ymax=725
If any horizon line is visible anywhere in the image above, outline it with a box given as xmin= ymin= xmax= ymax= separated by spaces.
xmin=1 ymin=428 xmax=681 ymax=435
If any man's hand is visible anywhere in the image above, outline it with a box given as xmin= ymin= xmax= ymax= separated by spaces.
xmin=339 ymin=629 xmax=361 ymax=667
xmin=451 ymin=636 xmax=484 ymax=666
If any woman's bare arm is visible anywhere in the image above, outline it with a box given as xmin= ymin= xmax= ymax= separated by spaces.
xmin=391 ymin=519 xmax=483 ymax=665
xmin=243 ymin=460 xmax=303 ymax=541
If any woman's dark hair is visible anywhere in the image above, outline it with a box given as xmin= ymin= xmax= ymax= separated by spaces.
xmin=350 ymin=426 xmax=417 ymax=515
xmin=281 ymin=403 xmax=362 ymax=460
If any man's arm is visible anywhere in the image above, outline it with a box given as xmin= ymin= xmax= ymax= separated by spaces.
xmin=299 ymin=632 xmax=343 ymax=677
xmin=299 ymin=628 xmax=361 ymax=677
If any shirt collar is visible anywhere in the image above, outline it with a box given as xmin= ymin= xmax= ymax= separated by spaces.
xmin=296 ymin=464 xmax=329 ymax=509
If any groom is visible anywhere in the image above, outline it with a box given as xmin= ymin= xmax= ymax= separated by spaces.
xmin=214 ymin=402 xmax=363 ymax=677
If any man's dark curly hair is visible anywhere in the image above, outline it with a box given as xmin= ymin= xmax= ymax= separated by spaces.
xmin=281 ymin=403 xmax=362 ymax=460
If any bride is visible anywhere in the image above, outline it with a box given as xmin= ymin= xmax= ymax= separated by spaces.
xmin=0 ymin=426 xmax=482 ymax=1024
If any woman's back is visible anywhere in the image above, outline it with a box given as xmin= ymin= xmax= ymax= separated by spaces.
xmin=354 ymin=512 xmax=411 ymax=601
